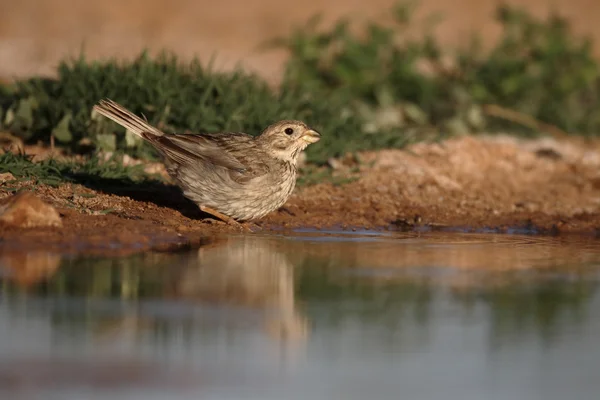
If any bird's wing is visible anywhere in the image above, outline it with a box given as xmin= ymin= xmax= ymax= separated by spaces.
xmin=143 ymin=132 xmax=270 ymax=181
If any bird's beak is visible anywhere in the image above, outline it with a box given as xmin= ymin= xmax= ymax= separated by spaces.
xmin=301 ymin=129 xmax=321 ymax=144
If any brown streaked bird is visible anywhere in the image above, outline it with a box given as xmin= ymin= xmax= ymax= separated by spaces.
xmin=92 ymin=99 xmax=320 ymax=225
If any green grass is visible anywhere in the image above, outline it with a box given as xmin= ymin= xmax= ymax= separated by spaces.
xmin=275 ymin=2 xmax=600 ymax=136
xmin=0 ymin=150 xmax=350 ymax=189
xmin=0 ymin=152 xmax=152 ymax=188
xmin=0 ymin=52 xmax=364 ymax=164
xmin=1 ymin=2 xmax=599 ymax=181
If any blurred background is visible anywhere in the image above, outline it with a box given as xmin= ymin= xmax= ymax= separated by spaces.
xmin=2 ymin=0 xmax=600 ymax=81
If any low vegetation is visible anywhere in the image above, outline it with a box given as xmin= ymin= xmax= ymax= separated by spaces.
xmin=0 ymin=152 xmax=150 ymax=188
xmin=1 ymin=2 xmax=599 ymax=184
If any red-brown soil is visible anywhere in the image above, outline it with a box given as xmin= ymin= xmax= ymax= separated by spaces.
xmin=2 ymin=134 xmax=600 ymax=255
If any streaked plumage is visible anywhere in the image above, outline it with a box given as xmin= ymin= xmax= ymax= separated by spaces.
xmin=92 ymin=99 xmax=320 ymax=222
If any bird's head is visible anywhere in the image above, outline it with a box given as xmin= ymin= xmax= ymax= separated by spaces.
xmin=256 ymin=120 xmax=321 ymax=164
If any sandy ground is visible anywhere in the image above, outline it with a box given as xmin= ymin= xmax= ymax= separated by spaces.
xmin=2 ymin=134 xmax=600 ymax=255
xmin=2 ymin=1 xmax=600 ymax=253
xmin=2 ymin=0 xmax=600 ymax=81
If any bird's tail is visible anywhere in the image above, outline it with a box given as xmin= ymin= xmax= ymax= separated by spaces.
xmin=93 ymin=99 xmax=164 ymax=138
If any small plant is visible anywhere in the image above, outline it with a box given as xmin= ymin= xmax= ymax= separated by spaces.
xmin=274 ymin=2 xmax=600 ymax=137
xmin=0 ymin=152 xmax=151 ymax=187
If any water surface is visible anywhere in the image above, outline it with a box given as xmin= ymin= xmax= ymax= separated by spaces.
xmin=1 ymin=231 xmax=600 ymax=400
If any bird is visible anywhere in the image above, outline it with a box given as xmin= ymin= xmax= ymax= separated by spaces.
xmin=92 ymin=99 xmax=321 ymax=226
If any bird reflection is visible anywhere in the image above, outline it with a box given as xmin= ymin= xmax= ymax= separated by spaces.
xmin=176 ymin=234 xmax=308 ymax=342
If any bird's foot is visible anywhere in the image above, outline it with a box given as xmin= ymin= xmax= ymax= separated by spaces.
xmin=199 ymin=205 xmax=255 ymax=232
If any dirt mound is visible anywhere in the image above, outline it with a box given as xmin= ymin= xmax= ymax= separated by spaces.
xmin=269 ymin=135 xmax=600 ymax=233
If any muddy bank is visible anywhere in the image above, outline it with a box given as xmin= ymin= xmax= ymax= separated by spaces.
xmin=267 ymin=134 xmax=600 ymax=235
xmin=2 ymin=134 xmax=600 ymax=254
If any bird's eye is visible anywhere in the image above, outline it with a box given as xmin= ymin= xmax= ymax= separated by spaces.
xmin=284 ymin=128 xmax=294 ymax=135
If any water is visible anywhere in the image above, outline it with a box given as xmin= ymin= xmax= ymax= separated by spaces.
xmin=1 ymin=231 xmax=600 ymax=400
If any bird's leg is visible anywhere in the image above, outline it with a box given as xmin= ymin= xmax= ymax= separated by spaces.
xmin=199 ymin=206 xmax=262 ymax=232
xmin=199 ymin=205 xmax=241 ymax=227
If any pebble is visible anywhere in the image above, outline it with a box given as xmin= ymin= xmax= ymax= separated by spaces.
xmin=0 ymin=192 xmax=62 ymax=228
xmin=0 ymin=172 xmax=15 ymax=183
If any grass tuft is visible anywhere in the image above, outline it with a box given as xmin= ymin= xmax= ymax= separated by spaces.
xmin=0 ymin=152 xmax=151 ymax=187
xmin=0 ymin=52 xmax=363 ymax=164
